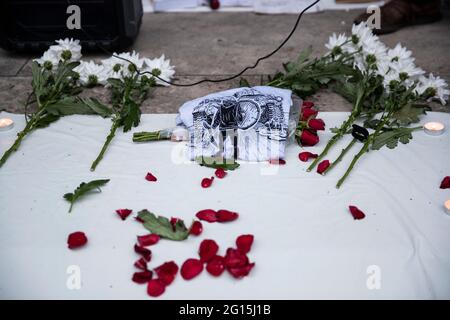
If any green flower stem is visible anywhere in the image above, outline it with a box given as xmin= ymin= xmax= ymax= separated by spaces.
xmin=323 ymin=138 xmax=357 ymax=175
xmin=90 ymin=119 xmax=120 ymax=171
xmin=133 ymin=131 xmax=166 ymax=142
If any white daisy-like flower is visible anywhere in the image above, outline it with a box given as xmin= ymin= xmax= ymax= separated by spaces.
xmin=74 ymin=60 xmax=109 ymax=86
xmin=34 ymin=50 xmax=60 ymax=69
xmin=390 ymin=59 xmax=424 ymax=80
xmin=325 ymin=33 xmax=349 ymax=54
xmin=386 ymin=43 xmax=413 ymax=64
xmin=49 ymin=38 xmax=82 ymax=62
xmin=142 ymin=55 xmax=175 ymax=86
xmin=415 ymin=73 xmax=449 ymax=105
xmin=351 ymin=22 xmax=379 ymax=49
xmin=101 ymin=51 xmax=143 ymax=79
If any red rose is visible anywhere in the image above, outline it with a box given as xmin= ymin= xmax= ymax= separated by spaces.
xmin=301 ymin=107 xmax=318 ymax=121
xmin=67 ymin=231 xmax=88 ymax=249
xmin=308 ymin=118 xmax=325 ymax=131
xmin=300 ymin=130 xmax=319 ymax=146
xmin=317 ymin=160 xmax=330 ymax=174
xmin=302 ymin=101 xmax=315 ymax=108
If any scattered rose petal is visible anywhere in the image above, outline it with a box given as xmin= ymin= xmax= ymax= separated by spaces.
xmin=215 ymin=168 xmax=227 ymax=179
xmin=170 ymin=217 xmax=179 ymax=231
xmin=301 ymin=107 xmax=318 ymax=121
xmin=137 ymin=234 xmax=160 ymax=247
xmin=134 ymin=244 xmax=152 ymax=262
xmin=228 ymin=263 xmax=255 ymax=279
xmin=349 ymin=205 xmax=366 ymax=220
xmin=206 ymin=255 xmax=225 ymax=277
xmin=317 ymin=160 xmax=330 ymax=174
xmin=298 ymin=152 xmax=318 ymax=162
xmin=269 ymin=159 xmax=286 ymax=165
xmin=199 ymin=239 xmax=219 ymax=263
xmin=236 ymin=234 xmax=254 ymax=254
xmin=67 ymin=231 xmax=88 ymax=249
xmin=216 ymin=209 xmax=239 ymax=222
xmin=300 ymin=129 xmax=319 ymax=146
xmin=134 ymin=257 xmax=148 ymax=271
xmin=147 ymin=279 xmax=166 ymax=297
xmin=181 ymin=258 xmax=204 ymax=280
xmin=440 ymin=176 xmax=450 ymax=189
xmin=132 ymin=270 xmax=153 ymax=284
xmin=308 ymin=118 xmax=325 ymax=131
xmin=302 ymin=101 xmax=315 ymax=108
xmin=189 ymin=221 xmax=203 ymax=236
xmin=145 ymin=172 xmax=157 ymax=182
xmin=224 ymin=248 xmax=249 ymax=269
xmin=115 ymin=209 xmax=132 ymax=221
xmin=196 ymin=209 xmax=218 ymax=222
xmin=154 ymin=261 xmax=179 ymax=285
xmin=201 ymin=177 xmax=214 ymax=188
xmin=135 ymin=216 xmax=145 ymax=223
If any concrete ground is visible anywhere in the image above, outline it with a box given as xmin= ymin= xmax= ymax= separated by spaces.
xmin=1 ymin=9 xmax=449 ymax=114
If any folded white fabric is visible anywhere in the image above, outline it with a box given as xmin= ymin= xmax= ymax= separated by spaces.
xmin=176 ymin=86 xmax=293 ymax=161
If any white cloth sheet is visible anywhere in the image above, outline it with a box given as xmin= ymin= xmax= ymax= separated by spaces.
xmin=0 ymin=111 xmax=449 ymax=299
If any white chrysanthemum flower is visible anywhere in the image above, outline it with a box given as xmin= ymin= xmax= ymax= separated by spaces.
xmin=142 ymin=55 xmax=175 ymax=86
xmin=74 ymin=60 xmax=109 ymax=86
xmin=351 ymin=22 xmax=379 ymax=49
xmin=34 ymin=50 xmax=60 ymax=70
xmin=415 ymin=73 xmax=449 ymax=105
xmin=390 ymin=59 xmax=424 ymax=80
xmin=102 ymin=51 xmax=144 ymax=79
xmin=49 ymin=38 xmax=82 ymax=62
xmin=325 ymin=33 xmax=349 ymax=54
xmin=387 ymin=43 xmax=413 ymax=63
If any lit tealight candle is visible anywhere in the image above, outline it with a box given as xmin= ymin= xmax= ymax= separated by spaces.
xmin=423 ymin=122 xmax=445 ymax=136
xmin=445 ymin=200 xmax=450 ymax=215
xmin=0 ymin=118 xmax=14 ymax=132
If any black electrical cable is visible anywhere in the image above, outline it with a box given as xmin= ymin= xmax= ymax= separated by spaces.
xmin=67 ymin=0 xmax=320 ymax=87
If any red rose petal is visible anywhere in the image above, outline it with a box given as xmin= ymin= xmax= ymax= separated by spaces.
xmin=154 ymin=261 xmax=179 ymax=285
xmin=206 ymin=255 xmax=225 ymax=277
xmin=134 ymin=244 xmax=152 ymax=262
xmin=317 ymin=160 xmax=330 ymax=175
xmin=216 ymin=209 xmax=239 ymax=222
xmin=301 ymin=107 xmax=318 ymax=121
xmin=199 ymin=239 xmax=219 ymax=263
xmin=228 ymin=263 xmax=255 ymax=279
xmin=170 ymin=217 xmax=179 ymax=231
xmin=349 ymin=205 xmax=366 ymax=220
xmin=181 ymin=258 xmax=204 ymax=280
xmin=300 ymin=129 xmax=319 ymax=146
xmin=268 ymin=159 xmax=286 ymax=165
xmin=132 ymin=270 xmax=153 ymax=284
xmin=215 ymin=168 xmax=227 ymax=179
xmin=196 ymin=209 xmax=218 ymax=222
xmin=137 ymin=234 xmax=160 ymax=247
xmin=115 ymin=209 xmax=132 ymax=221
xmin=147 ymin=279 xmax=166 ymax=297
xmin=189 ymin=221 xmax=203 ymax=236
xmin=134 ymin=257 xmax=148 ymax=271
xmin=145 ymin=172 xmax=157 ymax=182
xmin=308 ymin=118 xmax=325 ymax=131
xmin=201 ymin=176 xmax=214 ymax=188
xmin=236 ymin=234 xmax=254 ymax=254
xmin=67 ymin=231 xmax=88 ymax=249
xmin=440 ymin=176 xmax=450 ymax=189
xmin=302 ymin=101 xmax=315 ymax=108
xmin=298 ymin=152 xmax=318 ymax=162
xmin=224 ymin=248 xmax=249 ymax=269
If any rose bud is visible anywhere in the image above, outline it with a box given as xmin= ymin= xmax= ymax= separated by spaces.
xmin=300 ymin=130 xmax=319 ymax=146
xmin=308 ymin=118 xmax=325 ymax=131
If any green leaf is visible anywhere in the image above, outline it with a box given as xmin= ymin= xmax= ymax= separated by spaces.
xmin=239 ymin=78 xmax=250 ymax=88
xmin=122 ymin=99 xmax=141 ymax=132
xmin=81 ymin=97 xmax=113 ymax=118
xmin=34 ymin=114 xmax=60 ymax=128
xmin=371 ymin=128 xmax=417 ymax=151
xmin=392 ymin=103 xmax=429 ymax=126
xmin=137 ymin=210 xmax=190 ymax=241
xmin=64 ymin=179 xmax=110 ymax=213
xmin=195 ymin=156 xmax=240 ymax=170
